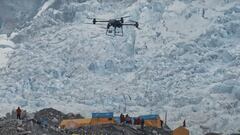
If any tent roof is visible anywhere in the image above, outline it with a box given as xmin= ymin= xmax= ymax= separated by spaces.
xmin=173 ymin=126 xmax=189 ymax=135
xmin=139 ymin=114 xmax=160 ymax=120
xmin=92 ymin=112 xmax=114 ymax=118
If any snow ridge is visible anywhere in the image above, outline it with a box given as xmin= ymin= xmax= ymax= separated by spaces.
xmin=0 ymin=0 xmax=240 ymax=135
xmin=34 ymin=0 xmax=56 ymax=19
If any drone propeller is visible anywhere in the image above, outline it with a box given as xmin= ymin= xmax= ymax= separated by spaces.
xmin=84 ymin=22 xmax=106 ymax=26
xmin=129 ymin=20 xmax=141 ymax=29
xmin=135 ymin=22 xmax=140 ymax=29
xmin=99 ymin=26 xmax=107 ymax=30
xmin=84 ymin=22 xmax=94 ymax=24
xmin=129 ymin=20 xmax=137 ymax=23
xmin=87 ymin=17 xmax=106 ymax=20
xmin=115 ymin=16 xmax=130 ymax=23
xmin=87 ymin=17 xmax=94 ymax=19
xmin=87 ymin=17 xmax=110 ymax=23
xmin=121 ymin=15 xmax=130 ymax=19
xmin=115 ymin=15 xmax=130 ymax=19
xmin=125 ymin=20 xmax=140 ymax=29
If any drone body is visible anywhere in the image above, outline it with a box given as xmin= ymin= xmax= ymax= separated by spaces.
xmin=91 ymin=17 xmax=139 ymax=36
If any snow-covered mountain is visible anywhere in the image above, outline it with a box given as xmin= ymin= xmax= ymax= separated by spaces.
xmin=0 ymin=0 xmax=240 ymax=134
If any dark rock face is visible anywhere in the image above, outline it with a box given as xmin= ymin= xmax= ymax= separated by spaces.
xmin=34 ymin=108 xmax=65 ymax=126
xmin=0 ymin=0 xmax=45 ymax=34
xmin=34 ymin=108 xmax=84 ymax=127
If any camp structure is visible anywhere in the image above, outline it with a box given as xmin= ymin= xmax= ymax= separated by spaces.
xmin=139 ymin=114 xmax=162 ymax=128
xmin=173 ymin=126 xmax=190 ymax=135
xmin=90 ymin=112 xmax=115 ymax=125
xmin=92 ymin=112 xmax=113 ymax=118
xmin=59 ymin=118 xmax=92 ymax=129
xmin=59 ymin=112 xmax=115 ymax=129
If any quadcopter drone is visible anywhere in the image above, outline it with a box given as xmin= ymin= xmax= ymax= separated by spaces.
xmin=89 ymin=16 xmax=139 ymax=36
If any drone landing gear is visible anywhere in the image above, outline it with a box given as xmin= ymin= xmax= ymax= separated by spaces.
xmin=106 ymin=27 xmax=123 ymax=37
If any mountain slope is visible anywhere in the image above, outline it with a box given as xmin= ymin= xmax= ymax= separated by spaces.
xmin=0 ymin=0 xmax=240 ymax=134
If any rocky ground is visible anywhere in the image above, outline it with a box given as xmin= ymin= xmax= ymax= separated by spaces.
xmin=0 ymin=108 xmax=172 ymax=135
xmin=1 ymin=0 xmax=240 ymax=134
xmin=0 ymin=108 xmax=239 ymax=135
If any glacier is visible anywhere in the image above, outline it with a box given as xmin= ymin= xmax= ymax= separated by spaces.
xmin=0 ymin=0 xmax=240 ymax=134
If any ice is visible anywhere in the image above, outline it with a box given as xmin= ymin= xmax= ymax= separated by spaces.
xmin=34 ymin=0 xmax=56 ymax=19
xmin=212 ymin=83 xmax=233 ymax=94
xmin=232 ymin=86 xmax=240 ymax=100
xmin=0 ymin=35 xmax=16 ymax=67
xmin=167 ymin=0 xmax=187 ymax=14
xmin=0 ymin=0 xmax=240 ymax=134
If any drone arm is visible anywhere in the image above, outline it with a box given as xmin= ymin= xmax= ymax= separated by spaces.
xmin=122 ymin=23 xmax=136 ymax=25
xmin=122 ymin=23 xmax=139 ymax=29
xmin=95 ymin=20 xmax=110 ymax=22
xmin=93 ymin=18 xmax=109 ymax=24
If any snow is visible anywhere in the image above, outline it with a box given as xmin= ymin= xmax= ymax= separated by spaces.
xmin=167 ymin=1 xmax=187 ymax=14
xmin=0 ymin=35 xmax=15 ymax=48
xmin=34 ymin=0 xmax=56 ymax=19
xmin=0 ymin=35 xmax=16 ymax=67
xmin=0 ymin=0 xmax=240 ymax=134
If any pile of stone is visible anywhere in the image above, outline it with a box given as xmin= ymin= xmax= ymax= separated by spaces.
xmin=0 ymin=108 xmax=172 ymax=135
xmin=1 ymin=108 xmax=239 ymax=135
xmin=63 ymin=124 xmax=142 ymax=135
xmin=34 ymin=108 xmax=65 ymax=128
xmin=62 ymin=123 xmax=172 ymax=135
xmin=0 ymin=120 xmax=18 ymax=135
xmin=0 ymin=108 xmax=68 ymax=135
xmin=0 ymin=107 xmax=172 ymax=135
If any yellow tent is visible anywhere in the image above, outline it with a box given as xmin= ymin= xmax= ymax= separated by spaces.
xmin=90 ymin=118 xmax=115 ymax=125
xmin=144 ymin=118 xmax=161 ymax=128
xmin=173 ymin=126 xmax=189 ymax=135
xmin=59 ymin=118 xmax=92 ymax=129
xmin=140 ymin=115 xmax=162 ymax=128
xmin=59 ymin=118 xmax=115 ymax=129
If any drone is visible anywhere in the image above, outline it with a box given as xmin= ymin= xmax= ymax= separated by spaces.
xmin=89 ymin=16 xmax=139 ymax=36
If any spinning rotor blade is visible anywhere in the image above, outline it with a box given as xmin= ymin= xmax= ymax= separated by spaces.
xmin=136 ymin=26 xmax=141 ymax=30
xmin=85 ymin=23 xmax=106 ymax=26
xmin=87 ymin=17 xmax=94 ymax=19
xmin=122 ymin=22 xmax=140 ymax=29
xmin=87 ymin=17 xmax=110 ymax=23
xmin=120 ymin=15 xmax=130 ymax=19
xmin=114 ymin=16 xmax=130 ymax=19
xmin=129 ymin=19 xmax=137 ymax=23
xmin=99 ymin=26 xmax=108 ymax=29
xmin=87 ymin=17 xmax=107 ymax=20
xmin=84 ymin=22 xmax=94 ymax=24
xmin=115 ymin=15 xmax=131 ymax=23
xmin=128 ymin=20 xmax=141 ymax=29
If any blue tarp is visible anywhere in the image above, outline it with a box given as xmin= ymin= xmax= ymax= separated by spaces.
xmin=139 ymin=114 xmax=159 ymax=120
xmin=114 ymin=115 xmax=159 ymax=123
xmin=92 ymin=112 xmax=114 ymax=118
